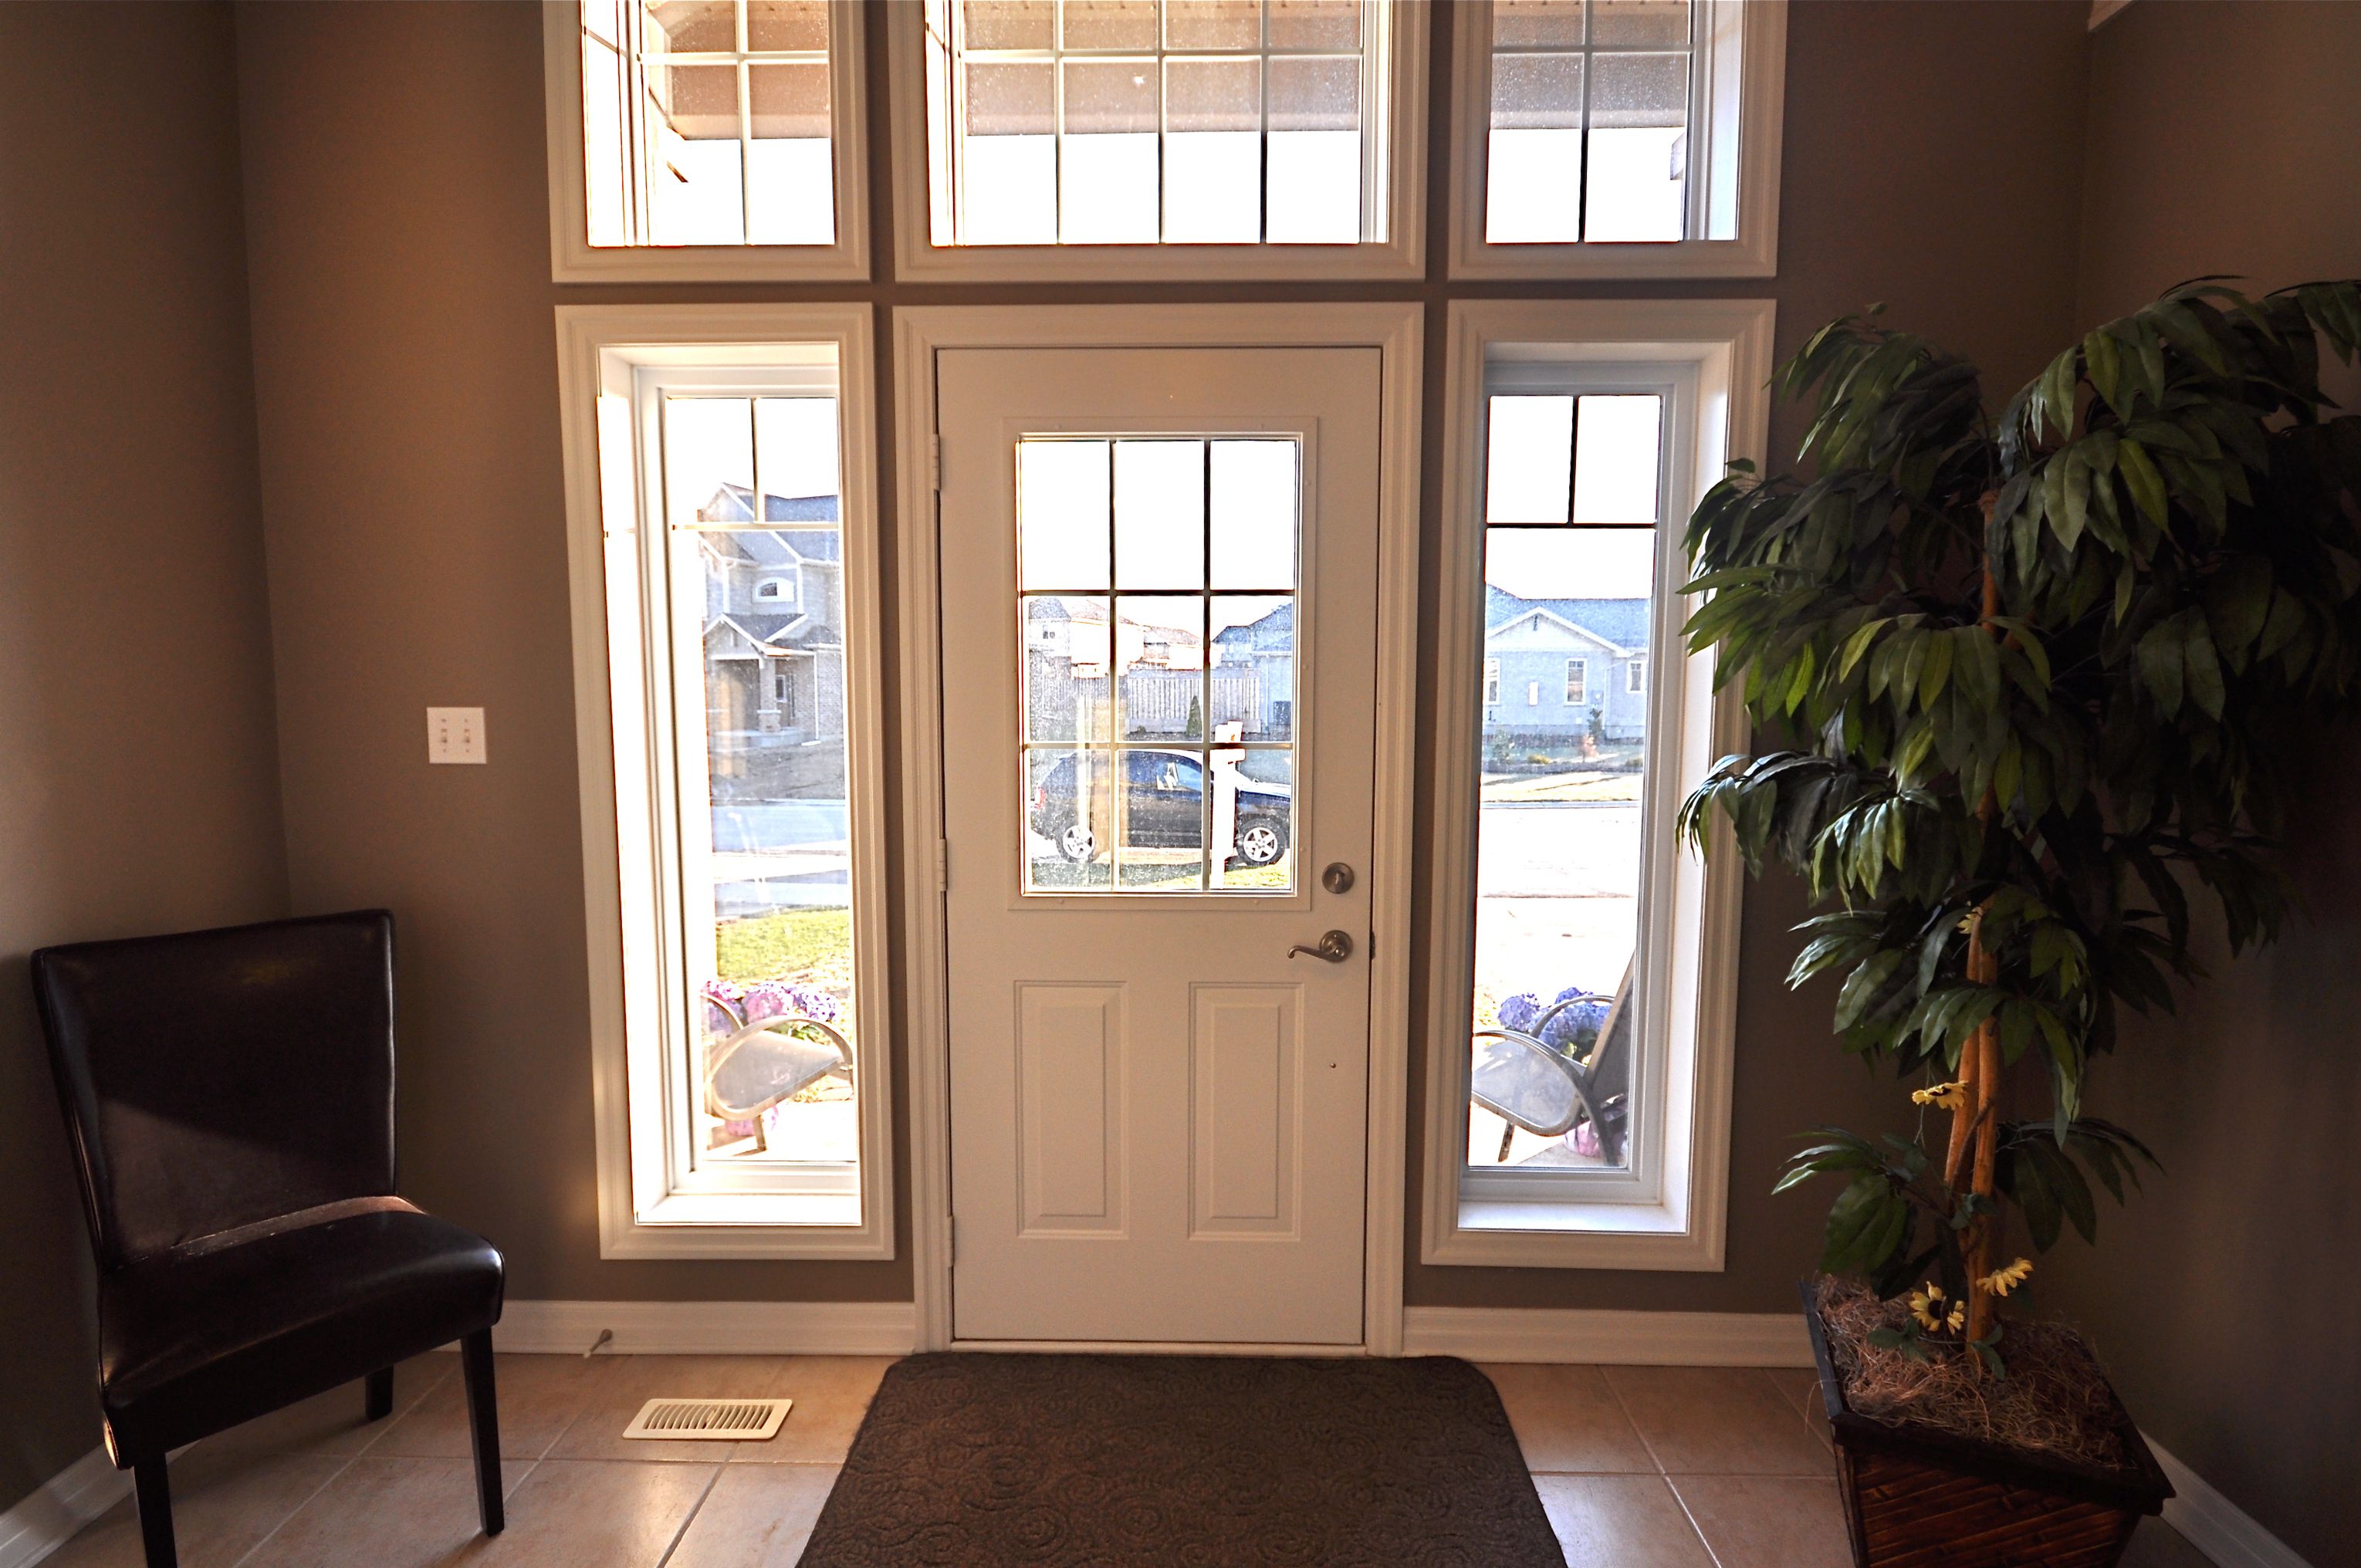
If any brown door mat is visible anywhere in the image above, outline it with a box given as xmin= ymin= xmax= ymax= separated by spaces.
xmin=797 ymin=1352 xmax=1565 ymax=1566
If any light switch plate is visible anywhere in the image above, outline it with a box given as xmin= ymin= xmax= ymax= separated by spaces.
xmin=427 ymin=707 xmax=486 ymax=765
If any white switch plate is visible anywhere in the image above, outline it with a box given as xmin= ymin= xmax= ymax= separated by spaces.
xmin=427 ymin=707 xmax=486 ymax=765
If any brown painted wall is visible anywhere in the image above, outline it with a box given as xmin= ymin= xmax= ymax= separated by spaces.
xmin=0 ymin=3 xmax=286 ymax=1512
xmin=2043 ymin=5 xmax=2361 ymax=1560
xmin=229 ymin=0 xmax=2095 ymax=1312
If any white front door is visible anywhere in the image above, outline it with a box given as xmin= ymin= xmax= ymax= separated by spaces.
xmin=939 ymin=345 xmax=1382 ymax=1345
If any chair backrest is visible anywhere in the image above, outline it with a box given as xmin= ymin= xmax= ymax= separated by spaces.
xmin=32 ymin=911 xmax=398 ymax=1272
xmin=1580 ymin=965 xmax=1634 ymax=1104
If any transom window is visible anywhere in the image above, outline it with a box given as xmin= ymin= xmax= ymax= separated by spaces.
xmin=921 ymin=0 xmax=1398 ymax=246
xmin=1487 ymin=0 xmax=1694 ymax=244
xmin=1466 ymin=377 xmax=1669 ymax=1190
xmin=1449 ymin=0 xmax=1782 ymax=277
xmin=1016 ymin=435 xmax=1301 ymax=892
xmin=579 ymin=0 xmax=837 ymax=245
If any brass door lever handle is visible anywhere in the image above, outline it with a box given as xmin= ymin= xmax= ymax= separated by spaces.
xmin=1287 ymin=930 xmax=1355 ymax=963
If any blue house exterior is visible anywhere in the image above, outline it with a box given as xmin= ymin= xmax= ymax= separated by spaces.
xmin=1483 ymin=587 xmax=1651 ymax=742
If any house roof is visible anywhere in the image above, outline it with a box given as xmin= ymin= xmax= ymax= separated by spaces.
xmin=705 ymin=527 xmax=842 ymax=568
xmin=1485 ymin=587 xmax=1650 ymax=653
xmin=1027 ymin=596 xmax=1107 ymax=623
xmin=701 ymin=483 xmax=841 ymax=525
xmin=1212 ymin=600 xmax=1294 ymax=651
xmin=709 ymin=613 xmax=841 ymax=651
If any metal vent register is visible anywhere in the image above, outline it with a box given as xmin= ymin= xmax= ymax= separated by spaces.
xmin=621 ymin=1397 xmax=793 ymax=1441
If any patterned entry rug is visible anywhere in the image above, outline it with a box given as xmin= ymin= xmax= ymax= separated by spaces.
xmin=796 ymin=1353 xmax=1564 ymax=1567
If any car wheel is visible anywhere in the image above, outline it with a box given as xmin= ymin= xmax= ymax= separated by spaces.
xmin=1236 ymin=819 xmax=1287 ymax=867
xmin=1057 ymin=823 xmax=1097 ymax=862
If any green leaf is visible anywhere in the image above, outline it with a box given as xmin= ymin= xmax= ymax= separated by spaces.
xmin=1835 ymin=951 xmax=1905 ymax=1031
xmin=2083 ymin=327 xmax=2123 ymax=411
xmin=2136 ymin=620 xmax=2184 ymax=716
xmin=1838 ymin=618 xmax=1886 ymax=678
xmin=1917 ymin=627 xmax=1955 ymax=710
xmin=2119 ymin=438 xmax=2169 ymax=529
xmin=2183 ymin=615 xmax=2225 ymax=720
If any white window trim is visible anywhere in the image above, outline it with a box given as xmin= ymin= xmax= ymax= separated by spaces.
xmin=881 ymin=2 xmax=1429 ymax=284
xmin=555 ymin=303 xmax=894 ymax=1259
xmin=541 ymin=1 xmax=872 ymax=283
xmin=1423 ymin=298 xmax=1772 ymax=1271
xmin=1446 ymin=0 xmax=1785 ymax=280
xmin=891 ymin=302 xmax=1424 ymax=1352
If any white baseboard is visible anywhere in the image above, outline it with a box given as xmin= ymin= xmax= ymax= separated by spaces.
xmin=0 ymin=1446 xmax=125 ymax=1568
xmin=2146 ymin=1435 xmax=2314 ymax=1568
xmin=482 ymin=1298 xmax=917 ymax=1357
xmin=1400 ymin=1306 xmax=1813 ymax=1367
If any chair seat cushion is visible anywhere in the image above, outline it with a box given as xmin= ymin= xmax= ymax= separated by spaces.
xmin=100 ymin=1198 xmax=503 ymax=1457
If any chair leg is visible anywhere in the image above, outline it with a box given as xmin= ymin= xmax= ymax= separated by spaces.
xmin=131 ymin=1456 xmax=177 ymax=1568
xmin=460 ymin=1328 xmax=505 ymax=1536
xmin=365 ymin=1366 xmax=395 ymax=1422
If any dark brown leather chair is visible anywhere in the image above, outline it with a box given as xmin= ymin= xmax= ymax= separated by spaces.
xmin=32 ymin=911 xmax=506 ymax=1568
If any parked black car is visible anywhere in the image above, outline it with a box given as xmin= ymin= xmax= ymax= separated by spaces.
xmin=1030 ymin=749 xmax=1291 ymax=867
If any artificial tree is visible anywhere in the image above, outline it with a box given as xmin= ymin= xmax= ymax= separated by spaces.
xmin=1678 ymin=279 xmax=2361 ymax=1371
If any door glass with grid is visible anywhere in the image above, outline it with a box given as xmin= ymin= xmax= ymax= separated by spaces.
xmin=1020 ymin=438 xmax=1299 ymax=893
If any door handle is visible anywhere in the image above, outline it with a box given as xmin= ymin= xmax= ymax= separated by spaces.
xmin=1288 ymin=929 xmax=1355 ymax=963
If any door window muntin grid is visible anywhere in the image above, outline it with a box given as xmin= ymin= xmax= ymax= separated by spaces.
xmin=1016 ymin=432 xmax=1303 ymax=895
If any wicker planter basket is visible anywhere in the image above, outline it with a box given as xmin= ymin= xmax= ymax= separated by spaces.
xmin=1801 ymin=1283 xmax=2173 ymax=1568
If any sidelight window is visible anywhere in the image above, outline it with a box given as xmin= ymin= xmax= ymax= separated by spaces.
xmin=1424 ymin=298 xmax=1772 ymax=1272
xmin=559 ymin=306 xmax=891 ymax=1258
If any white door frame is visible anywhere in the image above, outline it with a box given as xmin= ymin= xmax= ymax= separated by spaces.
xmin=894 ymin=304 xmax=1425 ymax=1355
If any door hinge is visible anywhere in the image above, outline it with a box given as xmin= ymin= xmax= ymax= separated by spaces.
xmin=929 ymin=434 xmax=942 ymax=493
xmin=947 ymin=1214 xmax=957 ymax=1266
xmin=938 ymin=836 xmax=950 ymax=894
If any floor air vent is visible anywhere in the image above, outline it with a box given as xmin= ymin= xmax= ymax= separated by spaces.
xmin=621 ymin=1397 xmax=793 ymax=1441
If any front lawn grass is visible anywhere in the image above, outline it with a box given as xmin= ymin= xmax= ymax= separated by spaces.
xmin=715 ymin=907 xmax=852 ymax=984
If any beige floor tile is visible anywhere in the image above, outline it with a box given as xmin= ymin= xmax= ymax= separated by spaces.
xmin=468 ymin=1459 xmax=719 ymax=1565
xmin=1602 ymin=1366 xmax=1834 ymax=1475
xmin=550 ymin=1355 xmax=806 ymax=1462
xmin=665 ymin=1463 xmax=839 ymax=1568
xmin=370 ymin=1352 xmax=605 ymax=1462
xmin=1534 ymin=1474 xmax=1716 ymax=1568
xmin=199 ymin=1354 xmax=455 ymax=1462
xmin=1765 ymin=1367 xmax=1818 ymax=1418
xmin=2120 ymin=1519 xmax=2214 ymax=1568
xmin=42 ymin=1448 xmax=347 ymax=1568
xmin=238 ymin=1456 xmax=593 ymax=1567
xmin=724 ymin=1357 xmax=895 ymax=1465
xmin=1672 ymin=1475 xmax=1853 ymax=1568
xmin=1478 ymin=1364 xmax=1656 ymax=1474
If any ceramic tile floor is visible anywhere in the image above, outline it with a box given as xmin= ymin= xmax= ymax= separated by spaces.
xmin=42 ymin=1354 xmax=2210 ymax=1568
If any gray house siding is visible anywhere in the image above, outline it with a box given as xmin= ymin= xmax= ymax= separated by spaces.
xmin=1482 ymin=595 xmax=1650 ymax=742
xmin=697 ymin=485 xmax=849 ymax=799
